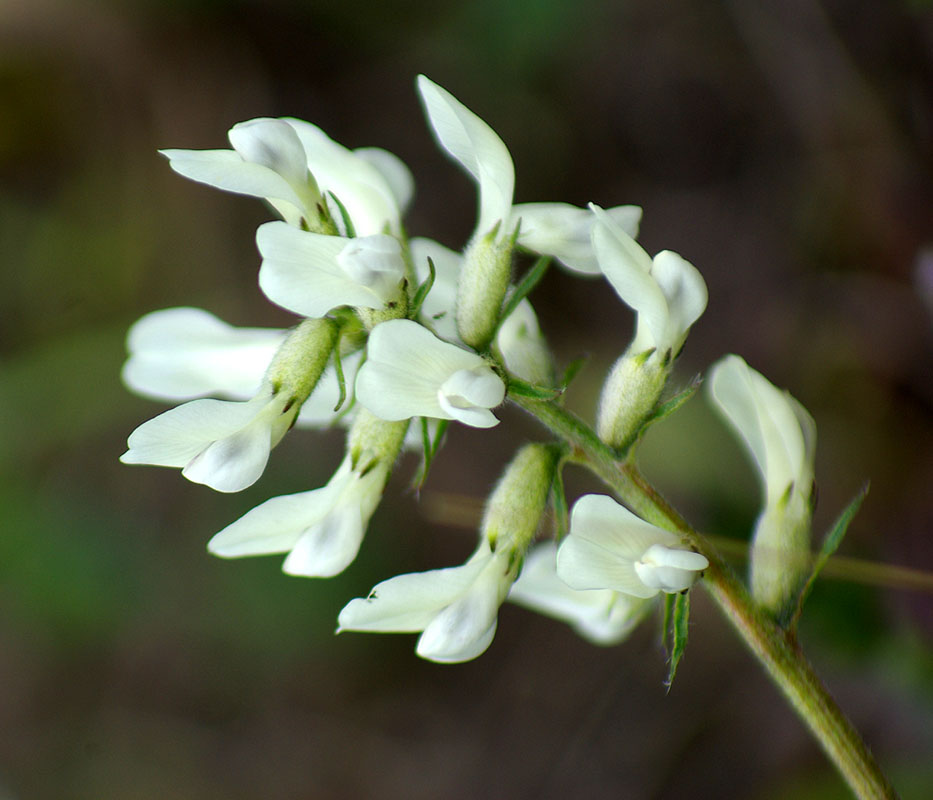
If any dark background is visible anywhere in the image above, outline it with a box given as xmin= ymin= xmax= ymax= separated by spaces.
xmin=1 ymin=0 xmax=932 ymax=797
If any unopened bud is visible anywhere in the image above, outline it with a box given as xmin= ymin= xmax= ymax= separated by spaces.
xmin=348 ymin=406 xmax=409 ymax=468
xmin=265 ymin=317 xmax=338 ymax=405
xmin=482 ymin=443 xmax=557 ymax=555
xmin=456 ymin=224 xmax=514 ymax=350
xmin=596 ymin=348 xmax=668 ymax=450
xmin=750 ymin=492 xmax=812 ymax=618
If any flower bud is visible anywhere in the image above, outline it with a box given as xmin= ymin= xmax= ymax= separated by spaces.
xmin=456 ymin=224 xmax=514 ymax=351
xmin=265 ymin=317 xmax=339 ymax=406
xmin=481 ymin=443 xmax=557 ymax=555
xmin=596 ymin=347 xmax=667 ymax=450
xmin=750 ymin=497 xmax=812 ymax=617
xmin=347 ymin=406 xmax=410 ymax=469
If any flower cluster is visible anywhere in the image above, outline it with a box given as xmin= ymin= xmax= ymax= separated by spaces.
xmin=122 ymin=75 xmax=820 ymax=664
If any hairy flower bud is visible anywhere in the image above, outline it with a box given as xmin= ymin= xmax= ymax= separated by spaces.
xmin=265 ymin=317 xmax=339 ymax=406
xmin=596 ymin=347 xmax=667 ymax=450
xmin=347 ymin=406 xmax=410 ymax=469
xmin=481 ymin=443 xmax=557 ymax=555
xmin=456 ymin=224 xmax=514 ymax=350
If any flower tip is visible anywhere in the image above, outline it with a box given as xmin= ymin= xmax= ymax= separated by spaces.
xmin=415 ymin=73 xmax=439 ymax=95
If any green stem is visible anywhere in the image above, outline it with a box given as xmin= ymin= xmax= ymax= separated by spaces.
xmin=509 ymin=394 xmax=898 ymax=800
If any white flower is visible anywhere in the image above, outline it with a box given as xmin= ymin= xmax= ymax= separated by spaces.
xmin=162 ymin=117 xmax=412 ymax=235
xmin=120 ymin=386 xmax=297 ymax=493
xmin=709 ymin=356 xmax=816 ymax=511
xmin=337 ymin=541 xmax=517 ymax=663
xmin=557 ymin=494 xmax=708 ymax=598
xmin=207 ymin=453 xmax=389 ymax=578
xmin=590 ymin=204 xmax=707 ymax=359
xmin=257 ymin=222 xmax=406 ymax=318
xmin=417 ymin=76 xmax=514 ymax=242
xmin=121 ymin=307 xmax=286 ymax=402
xmin=416 ymin=76 xmax=641 ymax=267
xmin=708 ymin=355 xmax=816 ymax=614
xmin=121 ymin=305 xmax=362 ymax=429
xmin=355 ymin=319 xmax=505 ymax=428
xmin=508 ymin=542 xmax=653 ymax=645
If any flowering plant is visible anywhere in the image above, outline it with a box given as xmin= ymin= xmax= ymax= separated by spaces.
xmin=121 ymin=76 xmax=896 ymax=798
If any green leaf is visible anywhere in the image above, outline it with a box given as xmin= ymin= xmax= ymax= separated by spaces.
xmin=410 ymin=257 xmax=436 ymax=320
xmin=665 ymin=591 xmax=691 ymax=690
xmin=507 ymin=375 xmax=563 ymax=400
xmin=327 ymin=191 xmax=357 ymax=238
xmin=624 ymin=377 xmax=702 ymax=460
xmin=497 ymin=255 xmax=551 ymax=330
xmin=661 ymin=593 xmax=675 ymax=654
xmin=648 ymin=376 xmax=701 ymax=427
xmin=551 ymin=461 xmax=569 ymax=540
xmin=559 ymin=354 xmax=590 ymax=392
xmin=788 ymin=482 xmax=869 ymax=632
xmin=331 ymin=345 xmax=348 ymax=413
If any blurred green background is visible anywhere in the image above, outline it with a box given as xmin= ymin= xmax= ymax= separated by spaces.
xmin=1 ymin=0 xmax=932 ymax=797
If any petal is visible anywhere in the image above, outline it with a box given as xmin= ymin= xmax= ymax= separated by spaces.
xmin=181 ymin=403 xmax=278 ymax=492
xmin=410 ymin=237 xmax=461 ymax=341
xmin=336 ymin=235 xmax=406 ymax=301
xmin=439 ymin=366 xmax=505 ymax=408
xmin=282 ymin=503 xmax=364 ymax=578
xmin=417 ymin=75 xmax=514 ymax=238
xmin=356 ymin=359 xmax=445 ymax=421
xmin=121 ymin=394 xmax=269 ymax=468
xmin=435 ymin=398 xmax=500 ymax=429
xmin=159 ymin=148 xmax=306 ymax=217
xmin=508 ymin=543 xmax=650 ymax=645
xmin=282 ymin=464 xmax=386 ymax=578
xmin=417 ymin=614 xmax=497 ymax=664
xmin=590 ymin=205 xmax=669 ymax=349
xmin=634 ymin=544 xmax=708 ymax=592
xmin=356 ymin=320 xmax=489 ymax=422
xmin=511 ymin=202 xmax=642 ymax=275
xmin=556 ymin=532 xmax=659 ymax=598
xmin=122 ymin=307 xmax=284 ymax=401
xmin=649 ymin=250 xmax=708 ymax=350
xmin=285 ymin=119 xmax=404 ymax=236
xmin=495 ymin=298 xmax=552 ymax=386
xmin=436 ymin=366 xmax=504 ymax=428
xmin=228 ymin=118 xmax=309 ymax=189
xmin=354 ymin=147 xmax=415 ymax=214
xmin=415 ymin=553 xmax=507 ymax=663
xmin=257 ymin=222 xmax=385 ymax=316
xmin=708 ymin=356 xmax=814 ymax=505
xmin=570 ymin=494 xmax=680 ymax=561
xmin=208 ymin=487 xmax=342 ymax=556
xmin=337 ymin=557 xmax=489 ymax=633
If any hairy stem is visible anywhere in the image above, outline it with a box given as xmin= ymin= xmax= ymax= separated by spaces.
xmin=509 ymin=394 xmax=898 ymax=800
